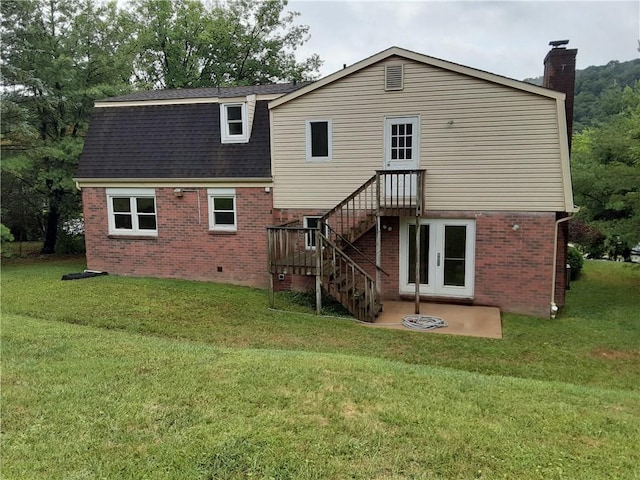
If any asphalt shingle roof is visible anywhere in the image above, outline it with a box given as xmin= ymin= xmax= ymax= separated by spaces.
xmin=77 ymin=100 xmax=273 ymax=179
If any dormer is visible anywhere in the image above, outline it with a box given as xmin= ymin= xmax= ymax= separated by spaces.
xmin=220 ymin=94 xmax=257 ymax=143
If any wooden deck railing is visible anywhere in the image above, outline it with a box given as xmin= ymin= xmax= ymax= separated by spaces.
xmin=267 ymin=169 xmax=425 ymax=322
xmin=267 ymin=222 xmax=318 ymax=275
xmin=320 ymin=170 xmax=425 ymax=244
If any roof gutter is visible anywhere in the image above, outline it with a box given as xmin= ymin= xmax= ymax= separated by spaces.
xmin=74 ymin=177 xmax=273 ymax=188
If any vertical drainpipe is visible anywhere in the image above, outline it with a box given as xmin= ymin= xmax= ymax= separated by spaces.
xmin=550 ymin=215 xmax=572 ymax=318
xmin=376 ymin=172 xmax=382 ymax=297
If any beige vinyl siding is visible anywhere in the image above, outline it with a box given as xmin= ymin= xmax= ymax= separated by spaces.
xmin=271 ymin=57 xmax=570 ymax=212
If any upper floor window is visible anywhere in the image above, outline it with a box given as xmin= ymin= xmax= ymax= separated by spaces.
xmin=106 ymin=188 xmax=157 ymax=236
xmin=208 ymin=188 xmax=237 ymax=231
xmin=306 ymin=119 xmax=332 ymax=162
xmin=221 ymin=103 xmax=248 ymax=143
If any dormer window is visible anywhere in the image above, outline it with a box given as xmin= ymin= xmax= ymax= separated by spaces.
xmin=221 ymin=103 xmax=248 ymax=143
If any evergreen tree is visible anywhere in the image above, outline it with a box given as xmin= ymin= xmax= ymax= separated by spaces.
xmin=1 ymin=0 xmax=135 ymax=252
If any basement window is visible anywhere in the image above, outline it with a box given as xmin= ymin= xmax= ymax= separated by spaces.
xmin=106 ymin=188 xmax=157 ymax=236
xmin=303 ymin=216 xmax=329 ymax=250
xmin=220 ymin=103 xmax=248 ymax=143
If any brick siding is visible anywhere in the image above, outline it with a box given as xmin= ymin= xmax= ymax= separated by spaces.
xmin=84 ymin=188 xmax=566 ymax=317
xmin=83 ymin=186 xmax=275 ymax=288
xmin=294 ymin=210 xmax=563 ymax=317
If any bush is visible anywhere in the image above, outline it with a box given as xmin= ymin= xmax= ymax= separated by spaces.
xmin=55 ymin=233 xmax=86 ymax=254
xmin=567 ymin=246 xmax=584 ymax=280
xmin=1 ymin=224 xmax=15 ymax=243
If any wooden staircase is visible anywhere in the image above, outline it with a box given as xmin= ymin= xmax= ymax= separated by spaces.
xmin=268 ymin=169 xmax=425 ymax=323
xmin=319 ymin=234 xmax=382 ymax=322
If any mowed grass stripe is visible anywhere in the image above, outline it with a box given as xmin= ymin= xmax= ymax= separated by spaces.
xmin=3 ymin=314 xmax=639 ymax=480
xmin=1 ymin=258 xmax=639 ymax=391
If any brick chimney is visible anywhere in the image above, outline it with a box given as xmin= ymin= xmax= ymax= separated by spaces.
xmin=543 ymin=40 xmax=578 ymax=150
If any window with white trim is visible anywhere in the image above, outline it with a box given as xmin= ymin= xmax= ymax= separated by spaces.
xmin=106 ymin=188 xmax=157 ymax=236
xmin=220 ymin=103 xmax=248 ymax=143
xmin=303 ymin=216 xmax=327 ymax=250
xmin=208 ymin=188 xmax=237 ymax=231
xmin=305 ymin=119 xmax=332 ymax=161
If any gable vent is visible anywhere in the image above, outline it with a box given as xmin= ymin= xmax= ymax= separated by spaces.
xmin=385 ymin=64 xmax=404 ymax=91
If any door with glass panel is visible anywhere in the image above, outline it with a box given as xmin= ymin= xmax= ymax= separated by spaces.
xmin=384 ymin=116 xmax=419 ymax=200
xmin=400 ymin=219 xmax=475 ymax=297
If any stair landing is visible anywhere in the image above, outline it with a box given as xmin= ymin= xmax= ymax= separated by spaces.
xmin=369 ymin=301 xmax=502 ymax=339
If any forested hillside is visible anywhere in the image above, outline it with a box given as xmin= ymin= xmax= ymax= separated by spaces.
xmin=573 ymin=59 xmax=640 ymax=132
xmin=527 ymin=58 xmax=640 ymax=257
xmin=567 ymin=60 xmax=639 ymax=257
xmin=525 ymin=58 xmax=640 ymax=132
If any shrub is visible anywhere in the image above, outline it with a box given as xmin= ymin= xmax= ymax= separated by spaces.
xmin=55 ymin=233 xmax=86 ymax=254
xmin=1 ymin=224 xmax=15 ymax=243
xmin=568 ymin=218 xmax=606 ymax=258
xmin=56 ymin=217 xmax=86 ymax=254
xmin=567 ymin=246 xmax=584 ymax=280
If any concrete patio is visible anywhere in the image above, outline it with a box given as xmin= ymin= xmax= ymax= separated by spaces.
xmin=367 ymin=301 xmax=503 ymax=339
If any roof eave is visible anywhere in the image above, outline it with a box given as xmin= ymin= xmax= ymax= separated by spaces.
xmin=95 ymin=92 xmax=286 ymax=108
xmin=74 ymin=177 xmax=274 ymax=189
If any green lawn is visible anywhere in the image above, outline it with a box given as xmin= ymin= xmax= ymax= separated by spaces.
xmin=2 ymin=258 xmax=639 ymax=478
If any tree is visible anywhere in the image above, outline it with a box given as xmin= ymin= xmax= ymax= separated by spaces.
xmin=1 ymin=0 xmax=135 ymax=252
xmin=129 ymin=0 xmax=322 ymax=89
xmin=1 ymin=0 xmax=322 ymax=252
xmin=571 ymin=82 xmax=640 ymax=254
xmin=573 ymin=58 xmax=640 ymax=132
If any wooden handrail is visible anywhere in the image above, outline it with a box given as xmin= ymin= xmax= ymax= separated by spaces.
xmin=321 ymin=173 xmax=378 ymax=222
xmin=319 ymin=232 xmax=379 ymax=322
xmin=324 ymin=224 xmax=389 ymax=276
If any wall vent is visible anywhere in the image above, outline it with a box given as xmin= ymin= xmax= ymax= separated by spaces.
xmin=385 ymin=64 xmax=404 ymax=91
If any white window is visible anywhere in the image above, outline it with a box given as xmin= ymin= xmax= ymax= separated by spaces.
xmin=305 ymin=119 xmax=332 ymax=161
xmin=208 ymin=188 xmax=236 ymax=231
xmin=303 ymin=216 xmax=327 ymax=250
xmin=106 ymin=188 xmax=157 ymax=236
xmin=220 ymin=103 xmax=248 ymax=143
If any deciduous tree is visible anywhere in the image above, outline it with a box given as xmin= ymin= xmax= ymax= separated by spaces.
xmin=129 ymin=0 xmax=322 ymax=89
xmin=571 ymin=82 xmax=640 ymax=253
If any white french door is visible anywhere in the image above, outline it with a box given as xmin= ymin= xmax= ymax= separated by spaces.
xmin=399 ymin=218 xmax=476 ymax=298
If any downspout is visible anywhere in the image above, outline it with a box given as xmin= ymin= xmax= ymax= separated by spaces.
xmin=550 ymin=213 xmax=574 ymax=318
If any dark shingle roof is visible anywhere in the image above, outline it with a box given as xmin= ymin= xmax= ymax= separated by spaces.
xmin=100 ymin=83 xmax=308 ymax=103
xmin=77 ymin=101 xmax=272 ymax=179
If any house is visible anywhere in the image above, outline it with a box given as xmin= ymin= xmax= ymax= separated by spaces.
xmin=76 ymin=44 xmax=578 ymax=320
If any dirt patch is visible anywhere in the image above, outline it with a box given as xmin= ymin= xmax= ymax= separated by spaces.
xmin=589 ymin=348 xmax=639 ymax=360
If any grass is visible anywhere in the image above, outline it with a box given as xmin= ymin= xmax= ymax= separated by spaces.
xmin=2 ymin=257 xmax=639 ymax=390
xmin=0 ymin=241 xmax=42 ymax=259
xmin=2 ymin=257 xmax=639 ymax=478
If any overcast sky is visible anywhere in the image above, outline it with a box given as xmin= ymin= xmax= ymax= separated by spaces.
xmin=287 ymin=1 xmax=640 ymax=81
